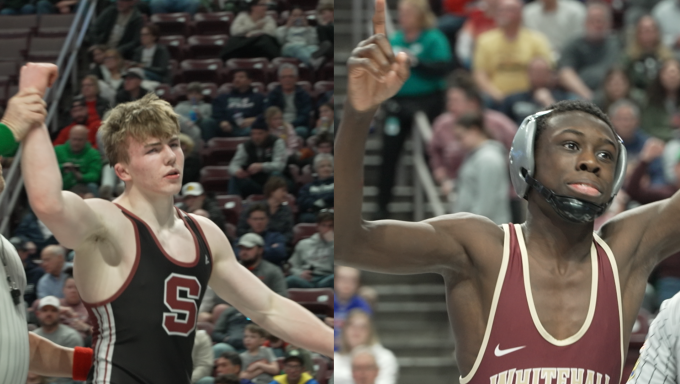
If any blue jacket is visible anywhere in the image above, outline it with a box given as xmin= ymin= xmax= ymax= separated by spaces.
xmin=265 ymin=85 xmax=312 ymax=128
xmin=212 ymin=87 xmax=265 ymax=136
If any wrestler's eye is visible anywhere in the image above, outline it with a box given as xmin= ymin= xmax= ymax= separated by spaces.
xmin=563 ymin=142 xmax=578 ymax=151
xmin=147 ymin=148 xmax=158 ymax=154
xmin=598 ymin=151 xmax=613 ymax=161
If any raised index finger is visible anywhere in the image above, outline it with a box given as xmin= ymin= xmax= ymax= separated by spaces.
xmin=373 ymin=0 xmax=386 ymax=36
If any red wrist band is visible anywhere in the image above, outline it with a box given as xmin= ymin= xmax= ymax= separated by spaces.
xmin=73 ymin=346 xmax=93 ymax=381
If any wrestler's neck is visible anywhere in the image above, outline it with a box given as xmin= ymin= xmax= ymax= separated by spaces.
xmin=114 ymin=186 xmax=178 ymax=230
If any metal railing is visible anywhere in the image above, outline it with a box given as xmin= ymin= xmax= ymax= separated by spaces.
xmin=412 ymin=111 xmax=446 ymax=221
xmin=0 ymin=0 xmax=98 ymax=236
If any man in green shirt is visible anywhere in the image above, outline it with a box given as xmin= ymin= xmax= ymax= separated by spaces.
xmin=54 ymin=125 xmax=102 ymax=191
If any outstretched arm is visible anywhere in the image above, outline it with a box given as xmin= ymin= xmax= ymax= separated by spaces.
xmin=28 ymin=333 xmax=72 ymax=377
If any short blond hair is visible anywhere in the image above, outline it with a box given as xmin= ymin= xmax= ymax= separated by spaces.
xmin=399 ymin=0 xmax=436 ymax=29
xmin=265 ymin=106 xmax=282 ymax=123
xmin=99 ymin=93 xmax=180 ymax=165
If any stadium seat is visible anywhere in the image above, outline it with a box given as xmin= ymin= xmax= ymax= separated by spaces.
xmin=37 ymin=14 xmax=75 ymax=37
xmin=215 ymin=195 xmax=243 ymax=226
xmin=193 ymin=12 xmax=232 ymax=35
xmin=245 ymin=194 xmax=265 ymax=204
xmin=305 ymin=11 xmax=317 ymax=26
xmin=154 ymin=84 xmax=174 ymax=105
xmin=0 ymin=62 xmax=19 ymax=84
xmin=188 ymin=34 xmax=228 ymax=60
xmin=225 ymin=58 xmax=269 ymax=84
xmin=217 ymin=81 xmax=266 ymax=96
xmin=313 ymin=81 xmax=333 ymax=97
xmin=172 ymin=83 xmax=188 ymax=102
xmin=319 ymin=62 xmax=333 ymax=82
xmin=0 ymin=37 xmax=29 ymax=62
xmin=158 ymin=35 xmax=187 ymax=61
xmin=27 ymin=36 xmax=66 ymax=61
xmin=267 ymin=81 xmax=311 ymax=94
xmin=200 ymin=82 xmax=218 ymax=102
xmin=199 ymin=166 xmax=230 ymax=193
xmin=180 ymin=59 xmax=223 ymax=83
xmin=0 ymin=15 xmax=38 ymax=36
xmin=202 ymin=137 xmax=248 ymax=166
xmin=292 ymin=223 xmax=316 ymax=246
xmin=287 ymin=287 xmax=333 ymax=316
xmin=150 ymin=12 xmax=191 ymax=36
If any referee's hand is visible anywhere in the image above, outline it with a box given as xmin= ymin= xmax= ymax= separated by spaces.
xmin=1 ymin=88 xmax=47 ymax=142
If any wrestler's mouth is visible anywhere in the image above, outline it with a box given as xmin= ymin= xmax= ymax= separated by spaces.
xmin=164 ymin=169 xmax=181 ymax=179
xmin=566 ymin=183 xmax=602 ymax=197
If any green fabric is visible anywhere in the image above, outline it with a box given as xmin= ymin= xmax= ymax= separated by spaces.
xmin=390 ymin=28 xmax=452 ymax=97
xmin=640 ymin=103 xmax=675 ymax=142
xmin=54 ymin=141 xmax=102 ymax=190
xmin=0 ymin=123 xmax=19 ymax=158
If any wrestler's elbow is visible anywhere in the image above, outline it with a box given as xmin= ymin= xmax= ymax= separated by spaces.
xmin=335 ymin=222 xmax=373 ymax=264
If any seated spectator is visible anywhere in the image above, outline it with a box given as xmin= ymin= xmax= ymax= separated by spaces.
xmin=55 ymin=125 xmax=102 ymax=193
xmin=522 ymin=0 xmax=586 ymax=56
xmin=286 ymin=210 xmax=334 ymax=289
xmin=652 ymin=0 xmax=680 ymax=57
xmin=196 ymin=352 xmax=255 ymax=384
xmin=472 ymin=0 xmax=553 ymax=106
xmin=116 ymin=68 xmax=150 ymax=105
xmin=298 ymin=155 xmax=334 ymax=223
xmin=218 ymin=374 xmax=246 ymax=384
xmin=276 ymin=6 xmax=320 ymax=66
xmin=91 ymin=48 xmax=126 ymax=106
xmin=351 ymin=348 xmax=380 ymax=384
xmin=265 ymin=106 xmax=300 ymax=159
xmin=213 ymin=307 xmax=252 ymax=353
xmin=228 ymin=118 xmax=287 ymax=198
xmin=37 ymin=246 xmax=69 ymax=300
xmin=59 ymin=276 xmax=91 ymax=342
xmin=179 ymin=182 xmax=226 ymax=229
xmin=334 ymin=310 xmax=398 ymax=384
xmin=270 ymin=353 xmax=319 ymax=384
xmin=454 ymin=0 xmax=498 ymax=68
xmin=53 ymin=97 xmax=102 ymax=148
xmin=88 ymin=0 xmax=143 ymax=59
xmin=81 ymin=75 xmax=111 ymax=121
xmin=313 ymin=2 xmax=333 ymax=61
xmin=237 ymin=233 xmax=288 ymax=296
xmin=641 ymin=58 xmax=680 ymax=141
xmin=0 ymin=0 xmax=54 ymax=14
xmin=221 ymin=0 xmax=280 ymax=61
xmin=9 ymin=236 xmax=44 ymax=305
xmin=449 ymin=113 xmax=511 ymax=223
xmin=130 ymin=24 xmax=171 ymax=84
xmin=265 ymin=64 xmax=313 ymax=138
xmin=239 ymin=325 xmax=279 ymax=384
xmin=210 ymin=70 xmax=265 ymax=140
xmin=176 ymin=82 xmax=214 ymax=128
xmin=428 ymin=82 xmax=516 ymax=193
xmin=621 ymin=15 xmax=674 ymax=91
xmin=311 ymin=131 xmax=333 ymax=156
xmin=558 ymin=3 xmax=621 ymax=100
xmin=316 ymin=90 xmax=333 ymax=109
xmin=88 ymin=45 xmax=108 ymax=70
xmin=593 ymin=67 xmax=645 ymax=114
xmin=237 ymin=177 xmax=294 ymax=243
xmin=502 ymin=58 xmax=576 ymax=125
xmin=150 ymin=0 xmax=200 ymax=15
xmin=236 ymin=207 xmax=288 ymax=266
xmin=179 ymin=131 xmax=202 ymax=184
xmin=193 ymin=330 xmax=214 ymax=383
xmin=312 ymin=103 xmax=334 ymax=136
xmin=13 ymin=208 xmax=58 ymax=254
xmin=334 ymin=266 xmax=372 ymax=352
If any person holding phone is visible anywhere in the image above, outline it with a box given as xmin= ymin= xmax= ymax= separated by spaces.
xmin=276 ymin=6 xmax=320 ymax=66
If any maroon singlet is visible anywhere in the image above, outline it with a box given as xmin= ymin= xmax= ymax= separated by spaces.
xmin=461 ymin=224 xmax=624 ymax=384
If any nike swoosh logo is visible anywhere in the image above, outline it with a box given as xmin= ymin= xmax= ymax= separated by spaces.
xmin=494 ymin=345 xmax=526 ymax=357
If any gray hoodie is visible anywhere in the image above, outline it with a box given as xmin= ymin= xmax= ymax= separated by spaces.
xmin=289 ymin=233 xmax=333 ymax=277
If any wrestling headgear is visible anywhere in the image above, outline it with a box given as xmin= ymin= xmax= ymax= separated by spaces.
xmin=509 ymin=109 xmax=628 ymax=223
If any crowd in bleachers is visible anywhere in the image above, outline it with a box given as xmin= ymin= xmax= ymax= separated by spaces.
xmin=0 ymin=0 xmax=334 ymax=383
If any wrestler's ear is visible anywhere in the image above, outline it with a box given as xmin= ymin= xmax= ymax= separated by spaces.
xmin=114 ymin=163 xmax=132 ymax=183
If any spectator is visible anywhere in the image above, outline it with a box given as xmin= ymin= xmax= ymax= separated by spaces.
xmin=237 ymin=177 xmax=294 ymax=243
xmin=13 ymin=208 xmax=59 ymax=254
xmin=236 ymin=232 xmax=288 ymax=296
xmin=334 ymin=266 xmax=372 ymax=352
xmin=621 ymin=15 xmax=674 ymax=91
xmin=502 ymin=57 xmax=576 ymax=125
xmin=37 ymin=245 xmax=68 ymax=299
xmin=286 ymin=210 xmax=334 ymax=289
xmin=312 ymin=103 xmax=334 ymax=136
xmin=221 ymin=0 xmax=280 ymax=61
xmin=239 ymin=324 xmax=279 ymax=384
xmin=55 ymin=125 xmax=102 ymax=192
xmin=0 ymin=0 xmax=54 ymax=14
xmin=150 ymin=0 xmax=200 ymax=15
xmin=334 ymin=310 xmax=399 ymax=384
xmin=312 ymin=132 xmax=333 ymax=156
xmin=53 ymin=96 xmax=102 ymax=148
xmin=176 ymin=82 xmax=214 ymax=134
xmin=88 ymin=44 xmax=108 ymax=70
xmin=213 ymin=307 xmax=253 ymax=353
xmin=88 ymin=0 xmax=144 ymax=59
xmin=313 ymin=2 xmax=333 ymax=61
xmin=558 ymin=2 xmax=621 ymax=100
xmin=130 ymin=24 xmax=171 ymax=83
xmin=265 ymin=64 xmax=313 ymax=138
xmin=428 ymin=83 xmax=516 ymax=194
xmin=297 ymin=155 xmax=334 ymax=223
xmin=652 ymin=0 xmax=680 ymax=56
xmin=91 ymin=48 xmax=126 ymax=106
xmin=270 ymin=353 xmax=319 ymax=384
xmin=116 ymin=68 xmax=150 ymax=105
xmin=593 ymin=67 xmax=646 ymax=114
xmin=55 ymin=0 xmax=77 ymax=13
xmin=217 ymin=375 xmax=244 ymax=384
xmin=197 ymin=352 xmax=255 ymax=384
xmin=236 ymin=206 xmax=288 ymax=266
xmin=449 ymin=113 xmax=511 ymax=223
xmin=59 ymin=276 xmax=91 ymax=342
xmin=179 ymin=182 xmax=227 ymax=230
xmin=473 ymin=0 xmax=553 ymax=106
xmin=193 ymin=330 xmax=214 ymax=383
xmin=265 ymin=106 xmax=300 ymax=158
xmin=276 ymin=6 xmax=320 ymax=66
xmin=641 ymin=58 xmax=680 ymax=141
xmin=9 ymin=236 xmax=44 ymax=305
xmin=211 ymin=69 xmax=265 ymax=140
xmin=351 ymin=348 xmax=380 ymax=384
xmin=454 ymin=0 xmax=498 ymax=68
xmin=228 ymin=118 xmax=287 ymax=198
xmin=80 ymin=75 xmax=111 ymax=121
xmin=179 ymin=131 xmax=202 ymax=184
xmin=522 ymin=0 xmax=586 ymax=56
xmin=375 ymin=0 xmax=451 ymax=220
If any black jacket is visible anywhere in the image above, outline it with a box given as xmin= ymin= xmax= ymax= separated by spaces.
xmin=89 ymin=6 xmax=143 ymax=59
xmin=115 ymin=87 xmax=150 ymax=105
xmin=265 ymin=85 xmax=312 ymax=128
xmin=132 ymin=44 xmax=171 ymax=84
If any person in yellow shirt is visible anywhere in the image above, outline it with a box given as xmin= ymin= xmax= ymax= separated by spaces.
xmin=269 ymin=353 xmax=319 ymax=384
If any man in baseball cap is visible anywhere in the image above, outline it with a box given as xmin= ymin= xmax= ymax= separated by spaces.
xmin=116 ymin=67 xmax=149 ymax=104
xmin=270 ymin=350 xmax=319 ymax=384
xmin=236 ymin=232 xmax=288 ymax=297
xmin=178 ymin=182 xmax=226 ymax=230
xmin=34 ymin=295 xmax=84 ymax=349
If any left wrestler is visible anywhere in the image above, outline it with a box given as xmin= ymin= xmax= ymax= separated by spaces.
xmin=0 ymin=86 xmax=93 ymax=383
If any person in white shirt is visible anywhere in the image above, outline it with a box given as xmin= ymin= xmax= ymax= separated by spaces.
xmin=523 ymin=0 xmax=586 ymax=57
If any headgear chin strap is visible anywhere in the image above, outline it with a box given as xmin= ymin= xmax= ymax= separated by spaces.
xmin=523 ymin=170 xmax=608 ymax=223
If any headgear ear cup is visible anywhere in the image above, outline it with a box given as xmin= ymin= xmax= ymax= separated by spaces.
xmin=509 ymin=109 xmax=552 ymax=199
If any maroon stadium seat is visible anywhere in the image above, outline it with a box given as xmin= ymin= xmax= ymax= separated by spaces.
xmin=215 ymin=194 xmax=243 ymax=226
xmin=37 ymin=14 xmax=75 ymax=37
xmin=287 ymin=287 xmax=333 ymax=316
xmin=0 ymin=62 xmax=19 ymax=83
xmin=154 ymin=84 xmax=175 ymax=105
xmin=193 ymin=12 xmax=232 ymax=35
xmin=158 ymin=35 xmax=187 ymax=61
xmin=225 ymin=58 xmax=269 ymax=84
xmin=313 ymin=80 xmax=333 ymax=98
xmin=267 ymin=81 xmax=311 ymax=94
xmin=180 ymin=58 xmax=223 ymax=83
xmin=292 ymin=223 xmax=316 ymax=246
xmin=172 ymin=83 xmax=188 ymax=102
xmin=202 ymin=137 xmax=248 ymax=166
xmin=0 ymin=37 xmax=29 ymax=62
xmin=200 ymin=82 xmax=217 ymax=102
xmin=0 ymin=15 xmax=38 ymax=35
xmin=150 ymin=13 xmax=191 ymax=36
xmin=199 ymin=166 xmax=230 ymax=193
xmin=319 ymin=61 xmax=333 ymax=82
xmin=187 ymin=34 xmax=228 ymax=60
xmin=28 ymin=36 xmax=65 ymax=61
